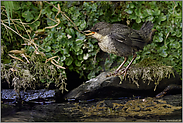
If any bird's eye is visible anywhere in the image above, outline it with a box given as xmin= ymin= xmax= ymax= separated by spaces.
xmin=96 ymin=28 xmax=99 ymax=32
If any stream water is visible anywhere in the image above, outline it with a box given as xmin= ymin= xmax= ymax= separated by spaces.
xmin=1 ymin=93 xmax=182 ymax=122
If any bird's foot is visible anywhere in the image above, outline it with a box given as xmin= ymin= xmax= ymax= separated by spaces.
xmin=106 ymin=68 xmax=126 ymax=77
xmin=106 ymin=68 xmax=130 ymax=80
xmin=117 ymin=69 xmax=128 ymax=80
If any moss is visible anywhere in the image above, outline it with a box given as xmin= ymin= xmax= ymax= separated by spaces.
xmin=70 ymin=97 xmax=182 ymax=118
xmin=1 ymin=53 xmax=67 ymax=94
xmin=119 ymin=58 xmax=175 ymax=91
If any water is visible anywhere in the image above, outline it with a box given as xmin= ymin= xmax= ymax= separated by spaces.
xmin=1 ymin=94 xmax=182 ymax=122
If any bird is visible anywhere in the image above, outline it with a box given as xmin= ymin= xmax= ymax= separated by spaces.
xmin=84 ymin=21 xmax=156 ymax=78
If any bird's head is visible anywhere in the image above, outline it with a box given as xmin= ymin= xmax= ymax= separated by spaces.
xmin=84 ymin=22 xmax=111 ymax=39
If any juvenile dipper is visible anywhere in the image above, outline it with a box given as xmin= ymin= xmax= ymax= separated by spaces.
xmin=85 ymin=21 xmax=156 ymax=77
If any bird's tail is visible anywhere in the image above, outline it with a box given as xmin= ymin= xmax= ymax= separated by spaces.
xmin=140 ymin=21 xmax=157 ymax=44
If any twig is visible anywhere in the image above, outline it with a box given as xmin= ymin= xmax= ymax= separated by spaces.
xmin=1 ymin=21 xmax=29 ymax=41
xmin=8 ymin=54 xmax=25 ymax=63
xmin=44 ymin=1 xmax=84 ymax=34
xmin=51 ymin=60 xmax=66 ymax=69
xmin=19 ymin=19 xmax=31 ymax=40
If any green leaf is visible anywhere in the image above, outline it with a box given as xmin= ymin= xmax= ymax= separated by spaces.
xmin=3 ymin=1 xmax=14 ymax=26
xmin=78 ymin=54 xmax=83 ymax=60
xmin=129 ymin=14 xmax=137 ymax=19
xmin=71 ymin=8 xmax=80 ymax=20
xmin=75 ymin=60 xmax=81 ymax=67
xmin=79 ymin=20 xmax=86 ymax=30
xmin=22 ymin=10 xmax=34 ymax=22
xmin=45 ymin=46 xmax=51 ymax=52
xmin=153 ymin=9 xmax=160 ymax=15
xmin=146 ymin=9 xmax=153 ymax=15
xmin=159 ymin=50 xmax=168 ymax=57
xmin=60 ymin=56 xmax=66 ymax=62
xmin=158 ymin=46 xmax=168 ymax=58
xmin=92 ymin=3 xmax=97 ymax=11
xmin=76 ymin=31 xmax=85 ymax=41
xmin=156 ymin=13 xmax=166 ymax=24
xmin=77 ymin=49 xmax=83 ymax=55
xmin=62 ymin=48 xmax=69 ymax=54
xmin=125 ymin=9 xmax=133 ymax=14
xmin=87 ymin=70 xmax=95 ymax=79
xmin=73 ymin=44 xmax=81 ymax=52
xmin=146 ymin=16 xmax=154 ymax=21
xmin=155 ymin=33 xmax=163 ymax=42
xmin=57 ymin=33 xmax=66 ymax=40
xmin=65 ymin=28 xmax=75 ymax=37
xmin=29 ymin=21 xmax=40 ymax=30
xmin=130 ymin=3 xmax=135 ymax=8
xmin=28 ymin=46 xmax=35 ymax=52
xmin=45 ymin=53 xmax=52 ymax=58
xmin=136 ymin=18 xmax=141 ymax=23
xmin=169 ymin=41 xmax=180 ymax=49
xmin=65 ymin=57 xmax=73 ymax=66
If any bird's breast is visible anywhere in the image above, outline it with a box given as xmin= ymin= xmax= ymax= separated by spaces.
xmin=97 ymin=35 xmax=117 ymax=54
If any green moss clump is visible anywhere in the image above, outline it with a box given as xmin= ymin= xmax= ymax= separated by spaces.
xmin=119 ymin=58 xmax=175 ymax=91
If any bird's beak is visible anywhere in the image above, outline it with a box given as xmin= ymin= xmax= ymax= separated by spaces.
xmin=84 ymin=30 xmax=95 ymax=36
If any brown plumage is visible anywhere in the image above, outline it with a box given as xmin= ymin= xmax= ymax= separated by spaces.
xmin=85 ymin=21 xmax=156 ymax=77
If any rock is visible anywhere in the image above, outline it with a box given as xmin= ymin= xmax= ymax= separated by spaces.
xmin=65 ymin=65 xmax=181 ymax=100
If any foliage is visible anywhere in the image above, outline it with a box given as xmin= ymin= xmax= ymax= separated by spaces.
xmin=1 ymin=54 xmax=67 ymax=93
xmin=1 ymin=1 xmax=182 ymax=92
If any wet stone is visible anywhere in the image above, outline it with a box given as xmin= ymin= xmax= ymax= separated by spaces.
xmin=65 ymin=65 xmax=181 ymax=100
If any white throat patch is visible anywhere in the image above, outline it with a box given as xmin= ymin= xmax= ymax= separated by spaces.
xmin=92 ymin=32 xmax=117 ymax=54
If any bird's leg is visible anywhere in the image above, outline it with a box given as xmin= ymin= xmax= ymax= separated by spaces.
xmin=117 ymin=53 xmax=137 ymax=79
xmin=115 ymin=57 xmax=128 ymax=73
xmin=106 ymin=57 xmax=128 ymax=77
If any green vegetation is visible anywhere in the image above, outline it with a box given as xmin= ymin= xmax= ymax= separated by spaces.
xmin=1 ymin=1 xmax=182 ymax=92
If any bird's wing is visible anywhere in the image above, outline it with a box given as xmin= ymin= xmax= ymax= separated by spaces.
xmin=129 ymin=30 xmax=147 ymax=49
xmin=109 ymin=25 xmax=132 ymax=46
xmin=110 ymin=24 xmax=146 ymax=49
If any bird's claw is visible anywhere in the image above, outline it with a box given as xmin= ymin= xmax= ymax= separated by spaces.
xmin=106 ymin=68 xmax=126 ymax=77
